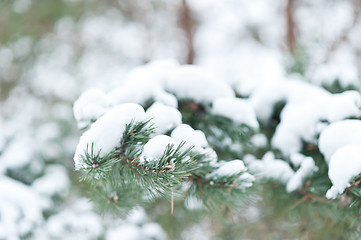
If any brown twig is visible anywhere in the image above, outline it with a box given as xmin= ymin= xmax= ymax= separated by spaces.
xmin=171 ymin=189 xmax=174 ymax=215
xmin=290 ymin=192 xmax=329 ymax=210
xmin=197 ymin=176 xmax=203 ymax=199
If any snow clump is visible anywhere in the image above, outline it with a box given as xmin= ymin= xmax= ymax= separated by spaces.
xmin=326 ymin=145 xmax=361 ymax=199
xmin=319 ymin=120 xmax=361 ymax=164
xmin=141 ymin=135 xmax=177 ymax=162
xmin=74 ymin=103 xmax=146 ymax=170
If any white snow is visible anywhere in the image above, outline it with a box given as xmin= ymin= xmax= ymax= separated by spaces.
xmin=105 ymin=221 xmax=168 ymax=240
xmin=250 ymin=133 xmax=268 ymax=148
xmin=246 ymin=152 xmax=295 ymax=185
xmin=309 ymin=45 xmax=359 ymax=89
xmin=165 ymin=65 xmax=235 ymax=103
xmin=237 ymin=172 xmax=255 ymax=189
xmin=74 ymin=103 xmax=146 ymax=170
xmin=107 ymin=83 xmax=162 ymax=108
xmin=0 ymin=176 xmax=50 ymax=240
xmin=250 ymin=78 xmax=330 ymax=125
xmin=0 ymin=135 xmax=34 ymax=170
xmin=73 ymin=88 xmax=109 ymax=129
xmin=319 ymin=120 xmax=361 ymax=163
xmin=106 ymin=59 xmax=178 ymax=107
xmin=141 ymin=135 xmax=177 ymax=162
xmin=269 ymin=86 xmax=360 ymax=156
xmin=246 ymin=152 xmax=317 ymax=191
xmin=125 ymin=207 xmax=149 ymax=225
xmin=326 ymin=145 xmax=361 ymax=199
xmin=31 ymin=165 xmax=70 ymax=197
xmin=106 ymin=224 xmax=142 ymax=240
xmin=171 ymin=124 xmax=208 ymax=151
xmin=146 ymin=102 xmax=182 ymax=135
xmin=82 ymin=61 xmax=238 ymax=124
xmin=197 ymin=147 xmax=218 ymax=166
xmin=185 ymin=195 xmax=203 ymax=210
xmin=290 ymin=152 xmax=308 ymax=168
xmin=124 ymin=59 xmax=178 ymax=85
xmin=3 ymin=2 xmax=361 ymax=237
xmin=286 ymin=156 xmax=317 ymax=192
xmin=209 ymin=160 xmax=246 ymax=177
xmin=34 ymin=198 xmax=103 ymax=240
xmin=141 ymin=222 xmax=168 ymax=240
xmin=211 ymin=97 xmax=259 ymax=129
xmin=206 ymin=159 xmax=254 ymax=190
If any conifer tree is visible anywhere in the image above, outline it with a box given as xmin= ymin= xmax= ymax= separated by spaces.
xmin=73 ymin=60 xmax=361 ymax=239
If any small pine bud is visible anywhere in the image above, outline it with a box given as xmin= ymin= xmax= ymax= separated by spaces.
xmin=111 ymin=195 xmax=119 ymax=203
xmin=339 ymin=193 xmax=353 ymax=209
xmin=165 ymin=162 xmax=175 ymax=170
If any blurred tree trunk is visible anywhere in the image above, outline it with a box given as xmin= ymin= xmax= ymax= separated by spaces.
xmin=286 ymin=0 xmax=296 ymax=55
xmin=179 ymin=0 xmax=195 ymax=64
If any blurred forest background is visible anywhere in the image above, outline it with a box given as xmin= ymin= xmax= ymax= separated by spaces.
xmin=0 ymin=0 xmax=361 ymax=239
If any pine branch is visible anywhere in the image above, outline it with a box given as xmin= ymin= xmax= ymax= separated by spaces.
xmin=77 ymin=119 xmax=201 ymax=211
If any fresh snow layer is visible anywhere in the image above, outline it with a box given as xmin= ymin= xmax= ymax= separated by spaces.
xmin=319 ymin=120 xmax=361 ymax=163
xmin=326 ymin=145 xmax=361 ymax=199
xmin=273 ymin=91 xmax=360 ymax=157
xmin=165 ymin=65 xmax=235 ymax=103
xmin=74 ymin=103 xmax=146 ymax=170
xmin=107 ymin=61 xmax=234 ymax=110
xmin=146 ymin=102 xmax=182 ymax=135
xmin=309 ymin=45 xmax=359 ymax=89
xmin=108 ymin=59 xmax=178 ymax=108
xmin=211 ymin=97 xmax=259 ymax=128
xmin=286 ymin=156 xmax=316 ymax=192
xmin=245 ymin=152 xmax=295 ymax=185
xmin=73 ymin=60 xmax=241 ymax=130
xmin=0 ymin=136 xmax=34 ymax=170
xmin=31 ymin=165 xmax=70 ymax=197
xmin=246 ymin=152 xmax=316 ymax=191
xmin=141 ymin=135 xmax=177 ymax=162
xmin=34 ymin=198 xmax=103 ymax=240
xmin=250 ymin=78 xmax=360 ymax=124
xmin=0 ymin=176 xmax=50 ymax=240
xmin=249 ymin=78 xmax=330 ymax=124
xmin=185 ymin=195 xmax=204 ymax=210
xmin=106 ymin=222 xmax=167 ymax=240
xmin=73 ymin=88 xmax=109 ymax=129
xmin=250 ymin=133 xmax=268 ymax=148
xmin=207 ymin=160 xmax=254 ymax=190
xmin=290 ymin=152 xmax=309 ymax=167
xmin=171 ymin=124 xmax=208 ymax=151
xmin=209 ymin=160 xmax=246 ymax=177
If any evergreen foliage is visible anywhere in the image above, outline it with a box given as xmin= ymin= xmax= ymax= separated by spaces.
xmin=76 ymin=117 xmax=253 ymax=214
